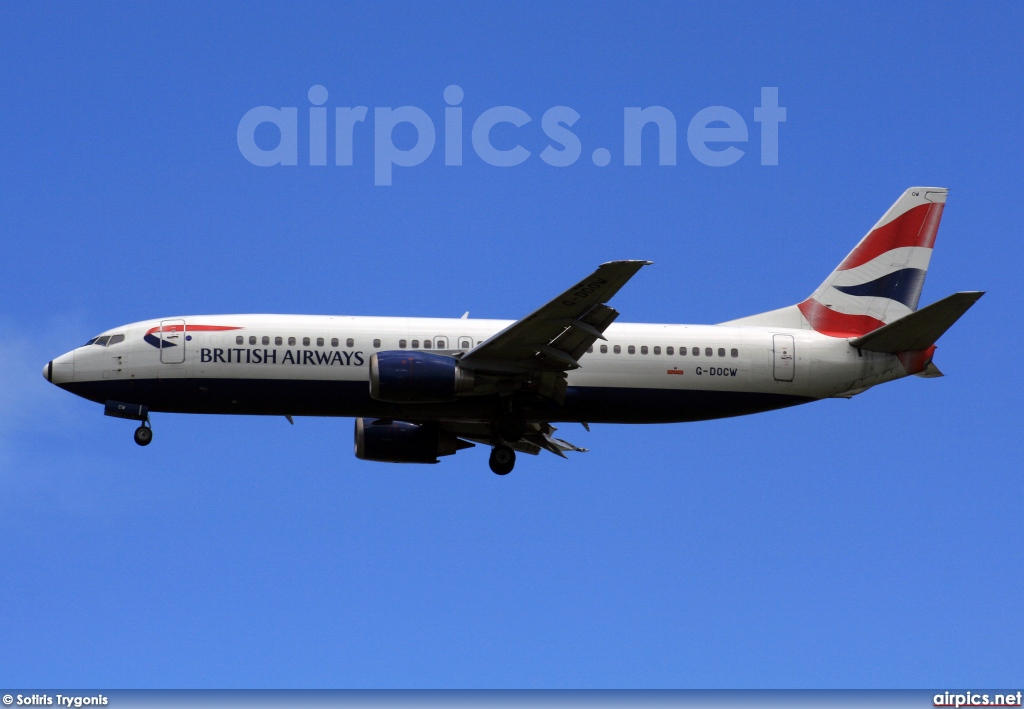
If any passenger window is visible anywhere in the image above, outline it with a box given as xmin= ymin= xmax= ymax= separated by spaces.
xmin=587 ymin=346 xmax=594 ymax=353
xmin=666 ymin=346 xmax=674 ymax=355
xmin=653 ymin=346 xmax=661 ymax=355
xmin=331 ymin=338 xmax=339 ymax=347
xmin=399 ymin=339 xmax=407 ymax=348
xmin=731 ymin=348 xmax=739 ymax=358
xmin=373 ymin=339 xmax=381 ymax=348
xmin=249 ymin=336 xmax=257 ymax=345
xmin=680 ymin=347 xmax=687 ymax=356
xmin=627 ymin=345 xmax=635 ymax=354
xmin=705 ymin=347 xmax=712 ymax=357
xmin=317 ymin=337 xmax=324 ymax=347
xmin=640 ymin=346 xmax=648 ymax=355
xmin=303 ymin=337 xmax=310 ymax=346
xmin=436 ymin=338 xmax=446 ymax=349
xmin=460 ymin=339 xmax=470 ymax=349
xmin=693 ymin=347 xmax=699 ymax=356
xmin=423 ymin=340 xmax=432 ymax=349
xmin=262 ymin=336 xmax=270 ymax=345
xmin=346 ymin=338 xmax=354 ymax=347
xmin=411 ymin=340 xmax=419 ymax=348
xmin=108 ymin=334 xmax=125 ymax=345
xmin=718 ymin=348 xmax=725 ymax=357
xmin=600 ymin=345 xmax=608 ymax=354
xmin=236 ymin=335 xmax=244 ymax=345
xmin=275 ymin=336 xmax=283 ymax=346
xmin=613 ymin=345 xmax=621 ymax=354
xmin=288 ymin=337 xmax=296 ymax=346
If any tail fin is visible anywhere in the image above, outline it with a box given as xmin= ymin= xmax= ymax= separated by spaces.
xmin=723 ymin=187 xmax=948 ymax=336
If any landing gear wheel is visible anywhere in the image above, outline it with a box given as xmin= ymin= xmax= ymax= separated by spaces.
xmin=489 ymin=445 xmax=516 ymax=475
xmin=134 ymin=425 xmax=153 ymax=447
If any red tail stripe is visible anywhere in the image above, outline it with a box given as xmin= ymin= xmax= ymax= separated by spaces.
xmin=838 ymin=202 xmax=944 ymax=271
xmin=797 ymin=298 xmax=885 ymax=338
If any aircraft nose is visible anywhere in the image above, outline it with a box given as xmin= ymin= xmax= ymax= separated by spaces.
xmin=45 ymin=351 xmax=75 ymax=387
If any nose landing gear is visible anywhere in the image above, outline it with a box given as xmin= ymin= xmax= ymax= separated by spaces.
xmin=104 ymin=400 xmax=153 ymax=447
xmin=489 ymin=444 xmax=516 ymax=475
xmin=133 ymin=421 xmax=153 ymax=446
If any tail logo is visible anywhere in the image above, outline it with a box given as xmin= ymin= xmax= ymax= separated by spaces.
xmin=802 ymin=191 xmax=946 ymax=338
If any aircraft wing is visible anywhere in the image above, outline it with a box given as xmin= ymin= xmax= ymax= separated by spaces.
xmin=459 ymin=260 xmax=652 ymax=394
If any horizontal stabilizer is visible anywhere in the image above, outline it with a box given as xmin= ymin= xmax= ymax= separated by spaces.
xmin=915 ymin=361 xmax=944 ymax=378
xmin=849 ymin=291 xmax=984 ymax=353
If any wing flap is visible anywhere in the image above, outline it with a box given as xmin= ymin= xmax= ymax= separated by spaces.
xmin=548 ymin=304 xmax=621 ymax=363
xmin=439 ymin=422 xmax=587 ymax=458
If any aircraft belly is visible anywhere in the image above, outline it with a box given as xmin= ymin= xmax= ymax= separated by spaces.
xmin=58 ymin=377 xmax=815 ymax=424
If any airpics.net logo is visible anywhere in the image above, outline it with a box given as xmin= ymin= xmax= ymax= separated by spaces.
xmin=236 ymin=85 xmax=786 ymax=186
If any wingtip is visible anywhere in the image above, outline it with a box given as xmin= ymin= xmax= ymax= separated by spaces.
xmin=600 ymin=259 xmax=653 ymax=267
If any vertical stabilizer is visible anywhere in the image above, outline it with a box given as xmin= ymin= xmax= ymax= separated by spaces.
xmin=723 ymin=187 xmax=948 ymax=337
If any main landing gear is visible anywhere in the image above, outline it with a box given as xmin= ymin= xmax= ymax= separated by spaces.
xmin=133 ymin=421 xmax=153 ymax=447
xmin=495 ymin=398 xmax=526 ymax=443
xmin=489 ymin=445 xmax=516 ymax=475
xmin=488 ymin=398 xmax=525 ymax=475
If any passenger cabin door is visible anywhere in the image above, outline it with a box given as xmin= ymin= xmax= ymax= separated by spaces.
xmin=772 ymin=334 xmax=795 ymax=382
xmin=160 ymin=319 xmax=186 ymax=364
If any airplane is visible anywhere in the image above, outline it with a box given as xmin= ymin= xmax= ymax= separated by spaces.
xmin=43 ymin=187 xmax=982 ymax=475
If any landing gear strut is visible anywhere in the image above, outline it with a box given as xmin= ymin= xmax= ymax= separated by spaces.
xmin=496 ymin=416 xmax=526 ymax=442
xmin=489 ymin=445 xmax=516 ymax=475
xmin=133 ymin=421 xmax=153 ymax=447
xmin=495 ymin=398 xmax=526 ymax=442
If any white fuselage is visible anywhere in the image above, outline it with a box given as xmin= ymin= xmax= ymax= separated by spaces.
xmin=48 ymin=314 xmax=909 ymax=424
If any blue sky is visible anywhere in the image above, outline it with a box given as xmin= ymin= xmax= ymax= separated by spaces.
xmin=1 ymin=2 xmax=1022 ymax=688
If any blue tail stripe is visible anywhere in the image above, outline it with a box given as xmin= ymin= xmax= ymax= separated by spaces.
xmin=833 ymin=267 xmax=927 ymax=310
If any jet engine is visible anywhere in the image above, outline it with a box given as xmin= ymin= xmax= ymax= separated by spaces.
xmin=368 ymin=351 xmax=475 ymax=403
xmin=354 ymin=418 xmax=473 ymax=464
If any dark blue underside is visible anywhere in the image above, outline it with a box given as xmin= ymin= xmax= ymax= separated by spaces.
xmin=58 ymin=378 xmax=814 ymax=424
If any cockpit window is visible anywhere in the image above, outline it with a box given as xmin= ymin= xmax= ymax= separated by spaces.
xmin=86 ymin=334 xmax=124 ymax=347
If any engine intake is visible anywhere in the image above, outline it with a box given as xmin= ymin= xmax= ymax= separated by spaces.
xmin=369 ymin=351 xmax=474 ymax=403
xmin=354 ymin=418 xmax=473 ymax=464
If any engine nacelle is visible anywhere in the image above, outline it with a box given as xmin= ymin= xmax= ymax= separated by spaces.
xmin=368 ymin=351 xmax=474 ymax=403
xmin=354 ymin=418 xmax=472 ymax=464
